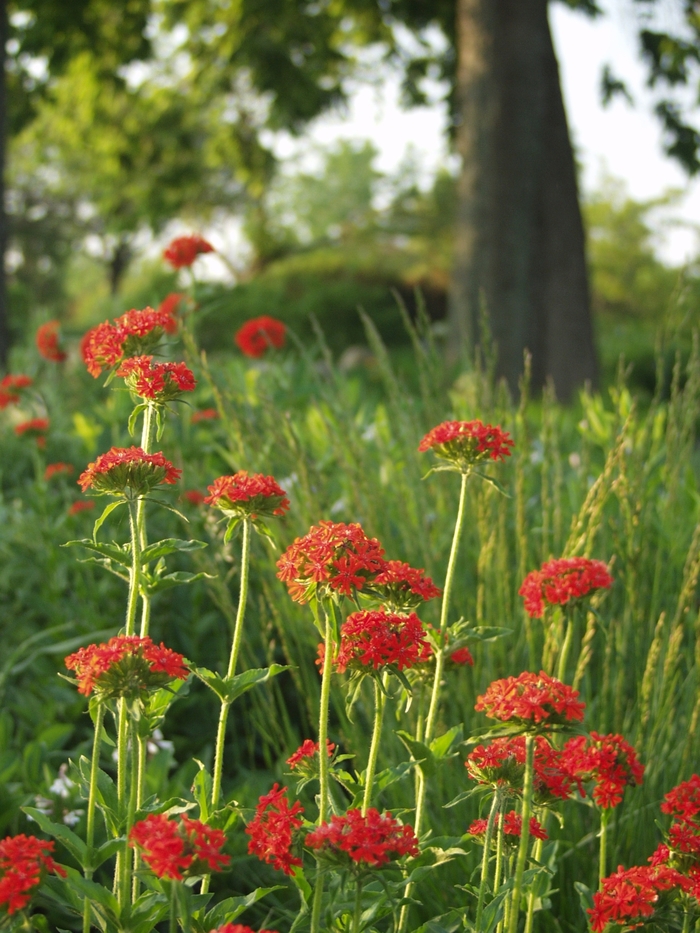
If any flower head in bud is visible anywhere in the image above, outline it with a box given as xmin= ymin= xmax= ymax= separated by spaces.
xmin=65 ymin=635 xmax=188 ymax=699
xmin=419 ymin=420 xmax=514 ymax=472
xmin=117 ymin=355 xmax=196 ymax=403
xmin=78 ymin=446 xmax=181 ymax=497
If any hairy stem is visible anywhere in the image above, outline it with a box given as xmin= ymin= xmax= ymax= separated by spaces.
xmin=125 ymin=500 xmax=142 ymax=636
xmin=115 ymin=700 xmax=129 ymax=908
xmin=353 ymin=877 xmax=364 ymax=933
xmin=82 ymin=703 xmax=104 ymax=933
xmin=556 ymin=609 xmax=574 ymax=683
xmin=598 ymin=807 xmax=610 ymax=888
xmin=132 ymin=734 xmax=147 ymax=902
xmin=524 ymin=828 xmax=546 ymax=933
xmin=362 ymin=676 xmax=386 ymax=815
xmin=508 ymin=734 xmax=535 ymax=933
xmin=475 ymin=788 xmax=502 ymax=931
xmin=137 ymin=404 xmax=154 ymax=637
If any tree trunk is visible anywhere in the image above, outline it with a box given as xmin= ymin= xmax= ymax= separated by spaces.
xmin=0 ymin=0 xmax=9 ymax=370
xmin=109 ymin=237 xmax=132 ymax=295
xmin=449 ymin=0 xmax=597 ymax=400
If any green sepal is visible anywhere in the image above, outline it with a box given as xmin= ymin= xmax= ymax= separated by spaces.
xmin=140 ymin=538 xmax=207 ymax=564
xmin=92 ymin=500 xmax=125 ymax=540
xmin=21 ymin=807 xmax=88 ymax=866
xmin=191 ymin=664 xmax=288 ymax=705
xmin=128 ymin=403 xmax=148 ymax=438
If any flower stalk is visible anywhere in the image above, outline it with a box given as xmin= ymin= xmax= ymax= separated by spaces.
xmin=598 ymin=807 xmax=610 ymax=887
xmin=507 ymin=734 xmax=535 ymax=933
xmin=83 ymin=703 xmax=104 ymax=933
xmin=137 ymin=403 xmax=154 ymax=636
xmin=362 ymin=676 xmax=386 ymax=816
xmin=475 ymin=788 xmax=503 ymax=931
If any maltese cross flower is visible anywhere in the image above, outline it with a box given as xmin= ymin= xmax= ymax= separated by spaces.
xmin=418 ymin=419 xmax=514 ymax=472
xmin=117 ymin=355 xmax=196 ymax=403
xmin=475 ymin=671 xmax=585 ymax=731
xmin=163 ymin=234 xmax=214 ymax=269
xmin=129 ymin=813 xmax=229 ymax=879
xmin=78 ymin=446 xmax=181 ymax=498
xmin=306 ymin=809 xmax=418 ymax=869
xmin=519 ymin=557 xmax=613 ymax=618
xmin=65 ymin=635 xmax=188 ymax=699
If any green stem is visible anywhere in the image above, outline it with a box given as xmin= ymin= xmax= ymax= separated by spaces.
xmin=682 ymin=907 xmax=691 ymax=933
xmin=83 ymin=704 xmax=104 ymax=933
xmin=598 ymin=808 xmax=610 ymax=888
xmin=524 ymin=828 xmax=546 ymax=933
xmin=137 ymin=404 xmax=154 ymax=637
xmin=508 ymin=735 xmax=535 ymax=933
xmin=310 ymin=602 xmax=336 ymax=933
xmin=494 ymin=808 xmax=505 ymax=896
xmin=353 ymin=876 xmax=364 ymax=933
xmin=169 ymin=880 xmax=177 ymax=933
xmin=475 ymin=789 xmax=502 ymax=931
xmin=132 ymin=734 xmax=147 ymax=902
xmin=399 ymin=471 xmax=469 ymax=933
xmin=115 ymin=699 xmax=129 ymax=907
xmin=557 ymin=610 xmax=574 ymax=683
xmin=362 ymin=676 xmax=386 ymax=815
xmin=125 ymin=500 xmax=142 ymax=636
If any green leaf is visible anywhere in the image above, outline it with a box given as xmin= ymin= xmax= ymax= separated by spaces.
xmin=192 ymin=761 xmax=212 ymax=822
xmin=191 ymin=664 xmax=288 ymax=705
xmin=396 ymin=731 xmax=435 ymax=777
xmin=471 ymin=471 xmax=511 ymax=497
xmin=223 ymin=516 xmax=242 ymax=543
xmin=126 ymin=892 xmax=169 ymax=933
xmin=22 ymin=808 xmax=87 ymax=865
xmin=143 ymin=570 xmax=211 ymax=595
xmin=464 ymin=626 xmax=513 ymax=643
xmin=430 ymin=724 xmax=463 ymax=759
xmin=93 ymin=500 xmax=125 ymax=540
xmin=128 ymin=403 xmax=147 ymax=438
xmin=202 ymin=887 xmax=283 ymax=929
xmin=62 ymin=538 xmax=132 ymax=567
xmin=77 ymin=555 xmax=130 ymax=581
xmin=140 ymin=538 xmax=207 ymax=563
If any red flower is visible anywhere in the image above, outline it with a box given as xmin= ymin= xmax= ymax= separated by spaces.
xmin=276 ymin=521 xmax=385 ymax=604
xmin=367 ymin=560 xmax=442 ymax=611
xmin=129 ymin=813 xmax=229 ymax=880
xmin=475 ymin=671 xmax=585 ymax=728
xmin=45 ymin=462 xmax=74 ymax=480
xmin=157 ymin=292 xmax=186 ymax=318
xmin=36 ymin=320 xmax=66 ymax=362
xmin=78 ymin=446 xmax=181 ymax=496
xmin=117 ymin=355 xmax=196 ymax=402
xmin=68 ymin=500 xmax=95 ymax=516
xmin=332 ymin=610 xmax=432 ymax=673
xmin=0 ymin=834 xmax=66 ymax=915
xmin=661 ymin=775 xmax=700 ymax=824
xmin=191 ymin=407 xmax=219 ymax=423
xmin=449 ymin=647 xmax=474 ymax=666
xmin=163 ymin=234 xmax=214 ymax=269
xmin=182 ymin=490 xmax=205 ymax=506
xmin=246 ymin=784 xmax=304 ymax=876
xmin=519 ymin=557 xmax=613 ymax=619
xmin=589 ymin=863 xmax=689 ymax=932
xmin=561 ymin=732 xmax=644 ymax=809
xmin=466 ymin=735 xmax=576 ymax=804
xmin=81 ymin=306 xmax=177 ymax=378
xmin=205 ymin=471 xmax=289 ymax=519
xmin=305 ymin=809 xmax=418 ymax=867
xmin=65 ymin=635 xmax=188 ymax=698
xmin=212 ymin=927 xmax=279 ymax=933
xmin=418 ymin=420 xmax=514 ymax=470
xmin=0 ymin=374 xmax=32 ymax=408
xmin=235 ymin=316 xmax=286 ymax=358
xmin=468 ymin=810 xmax=548 ymax=845
xmin=15 ymin=418 xmax=49 ymax=447
xmin=286 ymin=739 xmax=335 ymax=770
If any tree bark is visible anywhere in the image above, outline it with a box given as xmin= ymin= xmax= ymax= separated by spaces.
xmin=0 ymin=0 xmax=9 ymax=369
xmin=449 ymin=0 xmax=597 ymax=400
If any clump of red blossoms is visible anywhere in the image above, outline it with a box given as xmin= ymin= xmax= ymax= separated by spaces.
xmin=235 ymin=316 xmax=286 ymax=358
xmin=15 ymin=418 xmax=49 ymax=447
xmin=205 ymin=471 xmax=289 ymax=520
xmin=64 ymin=635 xmax=188 ymax=698
xmin=68 ymin=500 xmax=95 ymax=516
xmin=0 ymin=834 xmax=66 ymax=914
xmin=466 ymin=735 xmax=576 ymax=805
xmin=129 ymin=813 xmax=229 ymax=880
xmin=661 ymin=774 xmax=700 ymax=824
xmin=449 ymin=647 xmax=474 ymax=666
xmin=562 ymin=732 xmax=644 ymax=809
xmin=331 ymin=610 xmax=432 ymax=674
xmin=246 ymin=784 xmax=304 ymax=876
xmin=182 ymin=489 xmax=205 ymax=506
xmin=418 ymin=419 xmax=514 ymax=471
xmin=286 ymin=739 xmax=335 ymax=770
xmin=81 ymin=306 xmax=177 ymax=377
xmin=468 ymin=810 xmax=548 ymax=846
xmin=163 ymin=234 xmax=214 ymax=269
xmin=212 ymin=927 xmax=279 ymax=933
xmin=276 ymin=521 xmax=385 ymax=604
xmin=157 ymin=292 xmax=186 ymax=318
xmin=0 ymin=374 xmax=32 ymax=408
xmin=519 ymin=557 xmax=613 ymax=619
xmin=588 ymin=863 xmax=689 ymax=932
xmin=117 ymin=355 xmax=196 ymax=402
xmin=191 ymin=407 xmax=219 ymax=423
xmin=78 ymin=446 xmax=181 ymax=497
xmin=45 ymin=462 xmax=74 ymax=481
xmin=365 ymin=560 xmax=442 ymax=611
xmin=36 ymin=320 xmax=66 ymax=362
xmin=306 ymin=809 xmax=418 ymax=868
xmin=475 ymin=671 xmax=585 ymax=728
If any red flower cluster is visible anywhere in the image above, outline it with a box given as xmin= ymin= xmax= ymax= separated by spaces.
xmin=305 ymin=809 xmax=418 ymax=867
xmin=68 ymin=500 xmax=95 ymax=516
xmin=81 ymin=306 xmax=177 ymax=377
xmin=45 ymin=462 xmax=74 ymax=481
xmin=418 ymin=419 xmax=514 ymax=469
xmin=449 ymin=647 xmax=474 ymax=666
xmin=0 ymin=834 xmax=66 ymax=915
xmin=475 ymin=671 xmax=585 ymax=728
xmin=157 ymin=292 xmax=186 ymax=318
xmin=468 ymin=810 xmax=548 ymax=844
xmin=36 ymin=320 xmax=66 ymax=362
xmin=589 ymin=863 xmax=688 ymax=932
xmin=65 ymin=635 xmax=188 ymax=698
xmin=204 ymin=471 xmax=290 ymax=519
xmin=78 ymin=446 xmax=181 ymax=496
xmin=276 ymin=521 xmax=385 ymax=603
xmin=368 ymin=560 xmax=442 ymax=611
xmin=466 ymin=735 xmax=576 ymax=804
xmin=286 ymin=739 xmax=335 ymax=770
xmin=129 ymin=813 xmax=229 ymax=880
xmin=519 ymin=557 xmax=613 ymax=619
xmin=117 ymin=355 xmax=196 ymax=402
xmin=212 ymin=927 xmax=279 ymax=933
xmin=246 ymin=784 xmax=304 ymax=876
xmin=163 ymin=234 xmax=214 ymax=269
xmin=661 ymin=775 xmax=700 ymax=862
xmin=191 ymin=407 xmax=219 ymax=423
xmin=0 ymin=374 xmax=32 ymax=408
xmin=235 ymin=316 xmax=286 ymax=358
xmin=331 ymin=610 xmax=432 ymax=673
xmin=562 ymin=732 xmax=644 ymax=809
xmin=15 ymin=418 xmax=49 ymax=446
xmin=182 ymin=489 xmax=205 ymax=506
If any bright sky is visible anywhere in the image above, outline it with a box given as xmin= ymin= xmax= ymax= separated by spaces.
xmin=265 ymin=0 xmax=700 ymax=266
